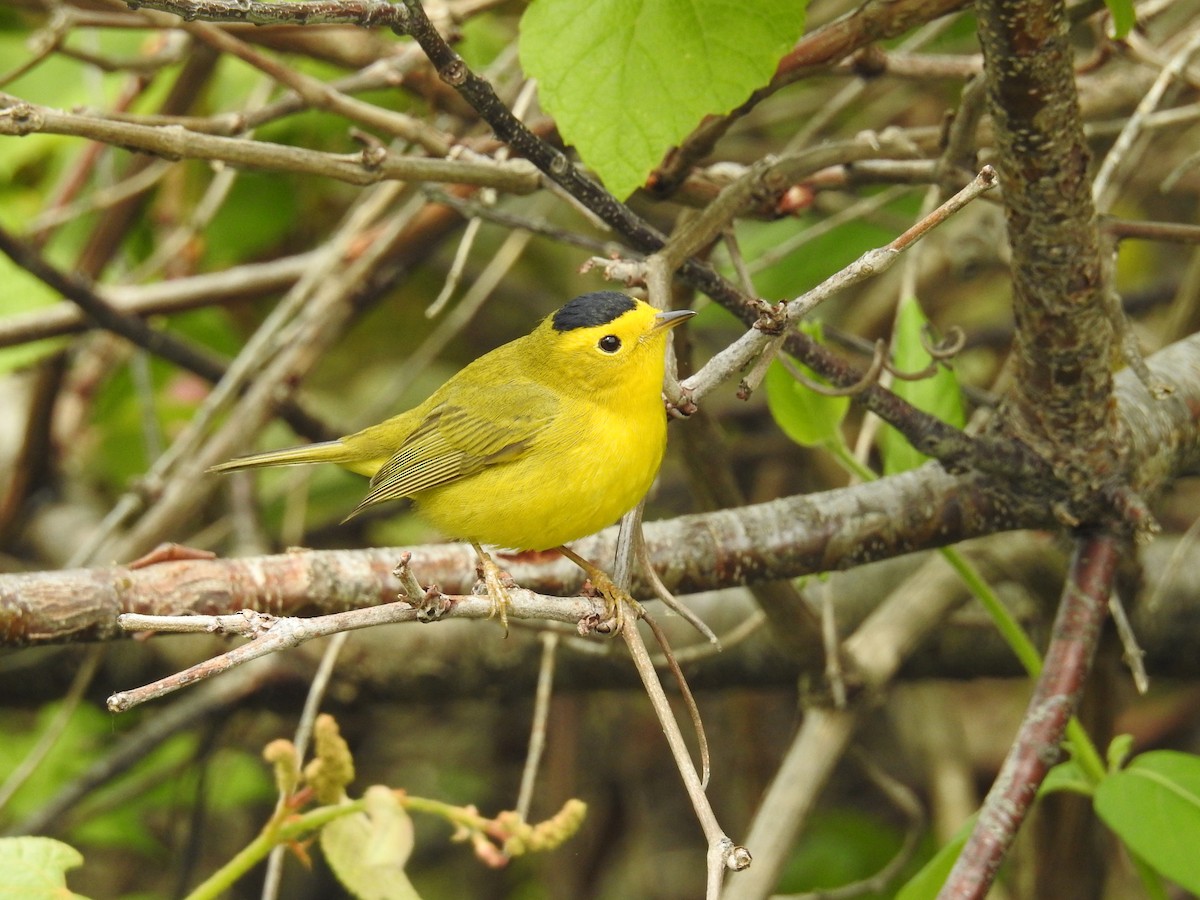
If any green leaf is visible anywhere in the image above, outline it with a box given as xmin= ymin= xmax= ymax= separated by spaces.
xmin=1039 ymin=758 xmax=1094 ymax=798
xmin=1106 ymin=733 xmax=1135 ymax=772
xmin=321 ymin=787 xmax=420 ymax=900
xmin=1094 ymin=750 xmax=1200 ymax=892
xmin=1104 ymin=0 xmax=1136 ymax=38
xmin=878 ymin=296 xmax=965 ymax=475
xmin=520 ymin=0 xmax=806 ymax=199
xmin=765 ymin=324 xmax=850 ymax=449
xmin=894 ymin=815 xmax=974 ymax=900
xmin=0 ymin=837 xmax=91 ymax=900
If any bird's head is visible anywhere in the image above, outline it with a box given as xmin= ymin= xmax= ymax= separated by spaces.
xmin=534 ymin=292 xmax=695 ymax=398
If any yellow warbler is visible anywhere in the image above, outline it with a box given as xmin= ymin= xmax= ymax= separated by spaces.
xmin=212 ymin=292 xmax=694 ymax=626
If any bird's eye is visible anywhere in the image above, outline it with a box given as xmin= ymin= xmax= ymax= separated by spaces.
xmin=598 ymin=334 xmax=622 ymax=354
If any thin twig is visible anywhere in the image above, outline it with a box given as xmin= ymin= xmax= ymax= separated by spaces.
xmin=640 ymin=612 xmax=711 ymax=787
xmin=514 ymin=632 xmax=559 ymax=824
xmin=645 ymin=607 xmax=767 ymax=667
xmin=27 ymin=159 xmax=173 ymax=233
xmin=818 ymin=580 xmax=848 ymax=710
xmin=107 ymin=591 xmax=608 ymax=711
xmin=619 ymin=620 xmax=750 ymax=899
xmin=1107 ymin=592 xmax=1149 ymax=695
xmin=636 ymin=534 xmax=719 ymax=645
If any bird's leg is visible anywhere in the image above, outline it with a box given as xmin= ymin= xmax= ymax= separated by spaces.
xmin=558 ymin=545 xmax=643 ymax=634
xmin=471 ymin=542 xmax=514 ymax=636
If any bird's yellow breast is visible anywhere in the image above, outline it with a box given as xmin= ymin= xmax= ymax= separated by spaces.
xmin=413 ymin=375 xmax=668 ymax=551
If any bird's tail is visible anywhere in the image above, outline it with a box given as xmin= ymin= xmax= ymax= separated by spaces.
xmin=209 ymin=440 xmax=353 ymax=474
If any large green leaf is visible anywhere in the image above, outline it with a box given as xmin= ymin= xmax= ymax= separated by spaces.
xmin=520 ymin=0 xmax=806 ymax=199
xmin=0 ymin=837 xmax=90 ymax=900
xmin=1094 ymin=750 xmax=1200 ymax=892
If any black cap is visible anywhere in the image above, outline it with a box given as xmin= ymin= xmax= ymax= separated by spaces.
xmin=551 ymin=292 xmax=637 ymax=333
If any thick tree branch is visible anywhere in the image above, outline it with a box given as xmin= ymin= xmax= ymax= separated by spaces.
xmin=940 ymin=534 xmax=1121 ymax=899
xmin=14 ymin=532 xmax=1200 ymax=708
xmin=1 ymin=464 xmax=1028 ymax=646
xmin=977 ymin=0 xmax=1122 ymax=516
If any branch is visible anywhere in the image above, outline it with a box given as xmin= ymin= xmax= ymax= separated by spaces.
xmin=117 ymin=0 xmax=408 ymax=28
xmin=977 ymin=0 xmax=1122 ymax=518
xmin=939 ymin=534 xmax=1121 ymax=899
xmin=679 ymin=167 xmax=997 ymax=402
xmin=0 ymin=96 xmax=540 ymax=193
xmin=105 ymin=591 xmax=608 ymax=711
xmin=619 ymin=621 xmax=750 ymax=898
xmin=0 ymin=465 xmax=1035 ymax=646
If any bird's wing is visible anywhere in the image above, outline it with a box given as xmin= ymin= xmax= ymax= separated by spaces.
xmin=350 ymin=381 xmax=559 ymax=513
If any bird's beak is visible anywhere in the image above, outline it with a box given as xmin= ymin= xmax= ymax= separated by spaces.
xmin=651 ymin=309 xmax=697 ymax=333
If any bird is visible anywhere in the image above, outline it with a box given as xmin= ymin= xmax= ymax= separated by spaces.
xmin=211 ymin=291 xmax=695 ymax=631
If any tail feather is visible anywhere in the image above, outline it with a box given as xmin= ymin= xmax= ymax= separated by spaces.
xmin=209 ymin=440 xmax=352 ymax=474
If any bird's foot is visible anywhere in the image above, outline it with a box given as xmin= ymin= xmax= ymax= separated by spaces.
xmin=472 ymin=544 xmax=515 ymax=636
xmin=559 ymin=546 xmax=642 ymax=635
xmin=585 ymin=572 xmax=644 ymax=636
